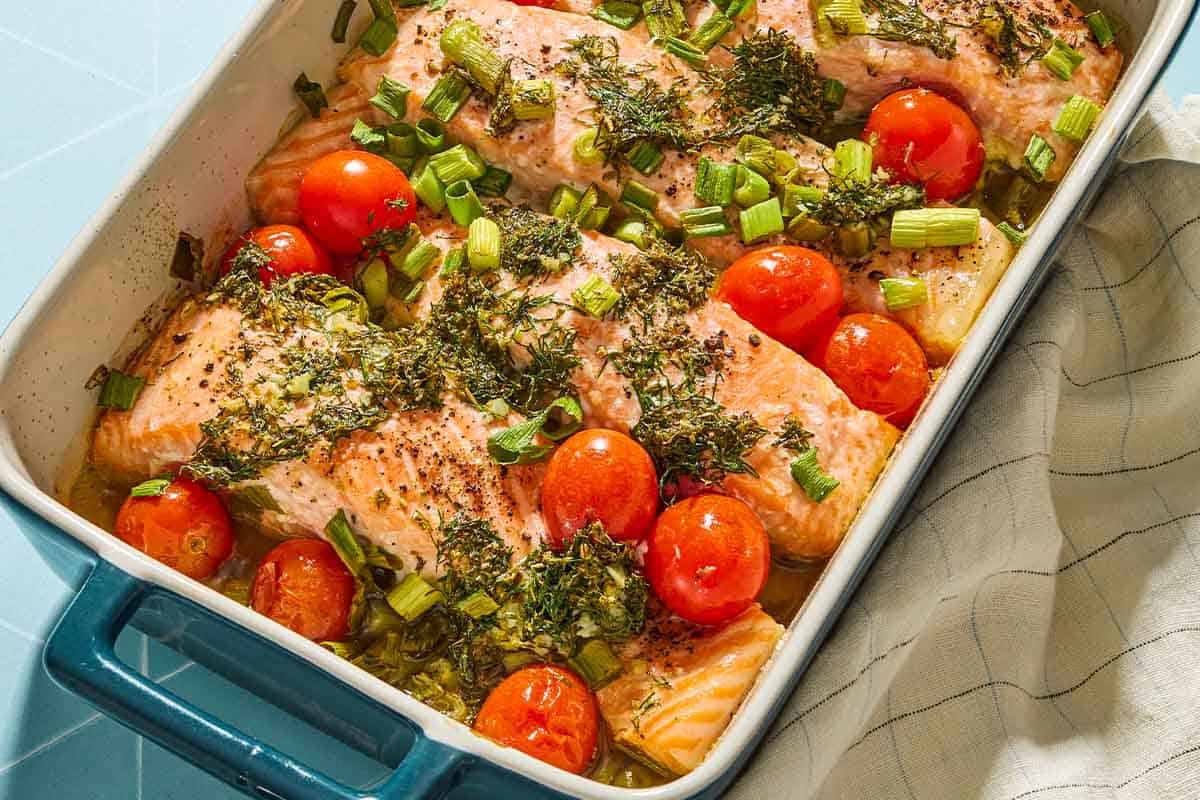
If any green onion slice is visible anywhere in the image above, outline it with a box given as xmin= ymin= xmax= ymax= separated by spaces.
xmin=733 ymin=165 xmax=771 ymax=208
xmin=467 ymin=216 xmax=501 ymax=272
xmin=568 ymin=639 xmax=624 ymax=688
xmin=410 ymin=159 xmax=447 ymax=213
xmin=787 ymin=213 xmax=832 ymax=243
xmin=322 ymin=286 xmax=369 ymax=323
xmin=664 ymin=37 xmax=707 ymax=69
xmin=98 ymin=370 xmax=146 ymax=411
xmin=368 ymin=0 xmax=395 ymax=21
xmin=681 ymin=206 xmax=733 ymax=239
xmin=626 ymin=140 xmax=664 ymax=176
xmin=735 ymin=135 xmax=776 ymax=177
xmin=385 ymin=122 xmax=420 ymax=157
xmin=474 ymin=166 xmax=513 ymax=198
xmin=695 ymin=157 xmax=736 ymax=206
xmin=130 ymin=478 xmax=171 ymax=498
xmin=325 ymin=509 xmax=367 ymax=575
xmin=331 ymin=0 xmax=357 ymax=43
xmin=358 ymin=16 xmax=398 ymax=57
xmin=421 ymin=70 xmax=473 ymax=123
xmin=572 ymin=273 xmax=620 ymax=318
xmin=822 ymin=78 xmax=847 ymax=109
xmin=455 ymin=590 xmax=501 ymax=618
xmin=440 ymin=247 xmax=466 ymax=276
xmin=293 ymin=73 xmax=328 ymax=118
xmin=835 ymin=221 xmax=871 ymax=257
xmin=511 ymin=79 xmax=556 ymax=121
xmin=387 ymin=573 xmax=445 ymax=620
xmin=879 ymin=276 xmax=929 ymax=311
xmin=573 ymin=184 xmax=612 ymax=231
xmin=890 ymin=208 xmax=980 ymax=249
xmin=790 ymin=447 xmax=840 ymax=502
xmin=832 ymin=138 xmax=872 ymax=184
xmin=821 ymin=0 xmax=868 ymax=35
xmin=573 ymin=128 xmax=605 ymax=166
xmin=621 ymin=179 xmax=659 ymax=211
xmin=360 ymin=257 xmax=390 ymax=310
xmin=996 ymin=221 xmax=1028 ymax=246
xmin=1041 ymin=38 xmax=1084 ymax=81
xmin=487 ymin=396 xmax=584 ymax=465
xmin=1086 ymin=10 xmax=1116 ymax=48
xmin=613 ymin=219 xmax=651 ymax=248
xmin=550 ymin=184 xmax=582 ymax=219
xmin=351 ymin=118 xmax=387 ymax=153
xmin=429 ymin=143 xmax=488 ymax=184
xmin=591 ymin=0 xmax=642 ymax=29
xmin=369 ymin=75 xmax=410 ymax=119
xmin=739 ymin=196 xmax=785 ymax=244
xmin=401 ymin=280 xmax=426 ymax=304
xmin=688 ymin=11 xmax=733 ymax=52
xmin=440 ymin=20 xmax=507 ymax=96
xmin=415 ymin=118 xmax=447 ymax=153
xmin=642 ymin=0 xmax=687 ymax=39
xmin=399 ymin=240 xmax=439 ymax=281
xmin=1052 ymin=95 xmax=1101 ymax=144
xmin=1022 ymin=134 xmax=1056 ymax=182
xmin=782 ymin=183 xmax=823 ymax=217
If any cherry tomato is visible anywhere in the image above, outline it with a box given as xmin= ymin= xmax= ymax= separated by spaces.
xmin=251 ymin=539 xmax=355 ymax=641
xmin=113 ymin=477 xmax=234 ymax=581
xmin=299 ymin=150 xmax=417 ymax=255
xmin=474 ymin=665 xmax=598 ymax=773
xmin=540 ymin=429 xmax=658 ymax=547
xmin=644 ymin=494 xmax=770 ymax=626
xmin=220 ymin=224 xmax=334 ymax=286
xmin=716 ymin=246 xmax=843 ymax=352
xmin=862 ymin=88 xmax=985 ymax=202
xmin=812 ymin=313 xmax=930 ymax=423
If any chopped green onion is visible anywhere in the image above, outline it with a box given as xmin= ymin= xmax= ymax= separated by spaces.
xmin=474 ymin=166 xmax=512 ymax=197
xmin=591 ymin=0 xmax=642 ymax=29
xmin=573 ymin=129 xmax=605 ymax=166
xmin=382 ymin=154 xmax=415 ymax=173
xmin=399 ymin=240 xmax=439 ymax=280
xmin=439 ymin=20 xmax=506 ymax=96
xmin=835 ymin=222 xmax=871 ymax=257
xmin=410 ymin=160 xmax=446 ymax=213
xmin=574 ymin=184 xmax=612 ymax=230
xmin=568 ymin=640 xmax=624 ymax=688
xmin=832 ymin=138 xmax=872 ymax=184
xmin=822 ymin=78 xmax=846 ymax=109
xmin=400 ymin=280 xmax=425 ymax=304
xmin=293 ymin=73 xmax=328 ymax=118
xmin=360 ymin=257 xmax=390 ymax=309
xmin=733 ymin=165 xmax=771 ymax=208
xmin=488 ymin=397 xmax=583 ymax=464
xmin=642 ymin=0 xmax=687 ymax=38
xmin=694 ymin=157 xmax=736 ymax=206
xmin=455 ymin=591 xmax=500 ymax=618
xmin=367 ymin=0 xmax=395 ymax=20
xmin=573 ymin=274 xmax=621 ymax=317
xmin=323 ymin=286 xmax=369 ymax=323
xmin=325 ymin=509 xmax=366 ymax=575
xmin=688 ymin=11 xmax=733 ymax=51
xmin=284 ymin=373 xmax=312 ymax=398
xmin=890 ymin=207 xmax=980 ymax=248
xmin=787 ymin=213 xmax=832 ymax=242
xmin=681 ymin=206 xmax=733 ymax=239
xmin=996 ymin=221 xmax=1028 ymax=245
xmin=1086 ymin=10 xmax=1116 ymax=48
xmin=821 ymin=0 xmax=868 ymax=34
xmin=421 ymin=71 xmax=472 ymax=123
xmin=429 ymin=144 xmax=487 ymax=184
xmin=440 ymin=247 xmax=466 ymax=276
xmin=130 ymin=478 xmax=170 ymax=498
xmin=351 ymin=118 xmax=386 ymax=152
xmin=386 ymin=573 xmax=444 ymax=620
xmin=467 ymin=216 xmax=501 ymax=272
xmin=503 ymin=652 xmax=539 ymax=673
xmin=1041 ymin=37 xmax=1084 ymax=80
xmin=385 ymin=122 xmax=420 ymax=157
xmin=1022 ymin=134 xmax=1056 ymax=182
xmin=724 ymin=0 xmax=755 ymax=18
xmin=613 ymin=219 xmax=652 ymax=248
xmin=321 ymin=640 xmax=360 ymax=660
xmin=369 ymin=75 xmax=410 ymax=119
xmin=626 ymin=140 xmax=664 ymax=176
xmin=739 ymin=196 xmax=785 ymax=243
xmin=550 ymin=184 xmax=582 ymax=219
xmin=414 ymin=118 xmax=447 ymax=152
xmin=98 ymin=370 xmax=145 ymax=411
xmin=358 ymin=16 xmax=398 ymax=57
xmin=781 ymin=183 xmax=823 ymax=217
xmin=735 ymin=135 xmax=776 ymax=176
xmin=331 ymin=0 xmax=357 ymax=43
xmin=879 ymin=276 xmax=929 ymax=311
xmin=664 ymin=36 xmax=707 ymax=69
xmin=511 ymin=79 xmax=556 ymax=120
xmin=447 ymin=174 xmax=486 ymax=226
xmin=621 ymin=179 xmax=659 ymax=211
xmin=790 ymin=447 xmax=840 ymax=502
xmin=1053 ymin=95 xmax=1101 ymax=143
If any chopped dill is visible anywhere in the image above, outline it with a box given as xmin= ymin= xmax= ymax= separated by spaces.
xmin=489 ymin=205 xmax=582 ymax=277
xmin=610 ymin=242 xmax=716 ymax=322
xmin=809 ymin=179 xmax=925 ymax=226
xmin=859 ymin=0 xmax=957 ymax=59
xmin=772 ymin=414 xmax=815 ymax=453
xmin=702 ymin=29 xmax=832 ymax=139
xmin=436 ymin=514 xmax=515 ymax=603
xmin=973 ymin=1 xmax=1054 ymax=76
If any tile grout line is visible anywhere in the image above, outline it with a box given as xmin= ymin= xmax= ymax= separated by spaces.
xmin=0 ymin=25 xmax=151 ymax=99
xmin=0 ymin=617 xmax=45 ymax=646
xmin=0 ymin=100 xmax=155 ymax=183
xmin=0 ymin=713 xmax=103 ymax=775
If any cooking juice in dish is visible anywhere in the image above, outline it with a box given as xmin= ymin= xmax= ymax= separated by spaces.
xmin=71 ymin=0 xmax=1120 ymax=786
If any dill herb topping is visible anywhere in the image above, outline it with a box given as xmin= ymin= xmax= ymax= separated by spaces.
xmin=772 ymin=414 xmax=815 ymax=453
xmin=859 ymin=0 xmax=957 ymax=59
xmin=610 ymin=242 xmax=717 ymax=321
xmin=973 ymin=1 xmax=1055 ymax=76
xmin=488 ymin=205 xmax=582 ymax=277
xmin=809 ymin=179 xmax=925 ymax=227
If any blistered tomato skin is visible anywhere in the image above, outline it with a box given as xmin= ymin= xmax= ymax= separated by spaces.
xmin=863 ymin=88 xmax=985 ymax=202
xmin=299 ymin=150 xmax=417 ymax=255
xmin=113 ymin=477 xmax=234 ymax=581
xmin=251 ymin=539 xmax=356 ymax=642
xmin=220 ymin=224 xmax=334 ymax=286
xmin=815 ymin=313 xmax=930 ymax=424
xmin=474 ymin=665 xmax=599 ymax=774
xmin=644 ymin=494 xmax=771 ymax=626
xmin=540 ymin=429 xmax=659 ymax=547
xmin=716 ymin=246 xmax=844 ymax=352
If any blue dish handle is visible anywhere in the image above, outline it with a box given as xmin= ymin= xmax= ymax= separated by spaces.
xmin=43 ymin=560 xmax=470 ymax=800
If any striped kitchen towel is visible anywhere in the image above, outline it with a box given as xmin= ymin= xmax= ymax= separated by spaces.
xmin=730 ymin=91 xmax=1200 ymax=799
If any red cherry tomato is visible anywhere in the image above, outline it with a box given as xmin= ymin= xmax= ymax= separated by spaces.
xmin=113 ymin=477 xmax=234 ymax=581
xmin=812 ymin=313 xmax=930 ymax=423
xmin=299 ymin=150 xmax=417 ymax=255
xmin=716 ymin=246 xmax=844 ymax=352
xmin=644 ymin=495 xmax=770 ymax=626
xmin=251 ymin=539 xmax=355 ymax=641
xmin=220 ymin=224 xmax=334 ymax=286
xmin=540 ymin=429 xmax=659 ymax=547
xmin=474 ymin=665 xmax=598 ymax=773
xmin=862 ymin=88 xmax=985 ymax=202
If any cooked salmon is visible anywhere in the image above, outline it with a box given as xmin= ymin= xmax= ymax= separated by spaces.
xmin=596 ymin=603 xmax=784 ymax=775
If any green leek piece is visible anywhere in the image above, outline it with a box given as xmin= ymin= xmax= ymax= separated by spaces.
xmin=642 ymin=0 xmax=687 ymax=38
xmin=835 ymin=221 xmax=871 ymax=257
xmin=410 ymin=159 xmax=446 ymax=213
xmin=1052 ymin=95 xmax=1102 ymax=144
xmin=467 ymin=216 xmax=501 ymax=272
xmin=680 ymin=205 xmax=733 ymax=239
xmin=130 ymin=478 xmax=170 ymax=498
xmin=822 ymin=78 xmax=846 ymax=109
xmin=439 ymin=19 xmax=506 ymax=95
xmin=890 ymin=207 xmax=980 ymax=248
xmin=331 ymin=0 xmax=357 ymax=43
xmin=573 ymin=274 xmax=621 ymax=317
xmin=733 ymin=165 xmax=771 ymax=208
xmin=360 ymin=257 xmax=390 ymax=309
xmin=421 ymin=71 xmax=472 ymax=123
xmin=568 ymin=639 xmax=624 ymax=688
xmin=739 ymin=196 xmax=784 ymax=243
xmin=621 ymin=179 xmax=659 ymax=211
xmin=385 ymin=122 xmax=420 ymax=157
xmin=445 ymin=180 xmax=486 ymax=227
xmin=821 ymin=0 xmax=868 ymax=35
xmin=613 ymin=219 xmax=652 ymax=248
xmin=688 ymin=11 xmax=734 ymax=51
xmin=358 ymin=16 xmax=398 ymax=57
xmin=573 ymin=128 xmax=605 ymax=166
xmin=735 ymin=134 xmax=776 ymax=176
xmin=1022 ymin=134 xmax=1056 ymax=182
xmin=694 ymin=157 xmax=736 ymax=206
xmin=351 ymin=118 xmax=386 ymax=153
xmin=399 ymin=240 xmax=439 ymax=281
xmin=996 ymin=221 xmax=1028 ymax=245
xmin=455 ymin=591 xmax=501 ymax=618
xmin=789 ymin=446 xmax=840 ymax=502
xmin=879 ymin=276 xmax=929 ymax=311
xmin=415 ymin=118 xmax=447 ymax=152
xmin=487 ymin=396 xmax=584 ymax=464
xmin=429 ymin=144 xmax=487 ymax=184
xmin=832 ymin=138 xmax=872 ymax=184
xmin=511 ymin=79 xmax=556 ymax=120
xmin=664 ymin=36 xmax=707 ymax=69
xmin=550 ymin=184 xmax=582 ymax=219
xmin=474 ymin=166 xmax=513 ymax=198
xmin=626 ymin=140 xmax=664 ymax=175
xmin=1086 ymin=10 xmax=1116 ymax=48
xmin=325 ymin=509 xmax=366 ymax=575
xmin=787 ymin=213 xmax=832 ymax=242
xmin=386 ymin=573 xmax=445 ymax=620
xmin=1041 ymin=37 xmax=1084 ymax=80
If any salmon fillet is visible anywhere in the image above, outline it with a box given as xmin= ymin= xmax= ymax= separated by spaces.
xmin=596 ymin=603 xmax=784 ymax=775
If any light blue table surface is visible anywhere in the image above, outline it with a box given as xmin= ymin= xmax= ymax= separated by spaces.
xmin=0 ymin=5 xmax=1196 ymax=798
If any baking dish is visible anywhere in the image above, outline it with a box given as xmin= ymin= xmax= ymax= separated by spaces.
xmin=0 ymin=0 xmax=1193 ymax=797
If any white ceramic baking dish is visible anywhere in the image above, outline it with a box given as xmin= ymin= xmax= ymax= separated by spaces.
xmin=0 ymin=1 xmax=1193 ymax=798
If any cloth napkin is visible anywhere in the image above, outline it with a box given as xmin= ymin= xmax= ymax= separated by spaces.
xmin=729 ymin=91 xmax=1200 ymax=800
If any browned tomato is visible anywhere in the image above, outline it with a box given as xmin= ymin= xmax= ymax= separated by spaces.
xmin=251 ymin=539 xmax=355 ymax=641
xmin=113 ymin=477 xmax=234 ymax=580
